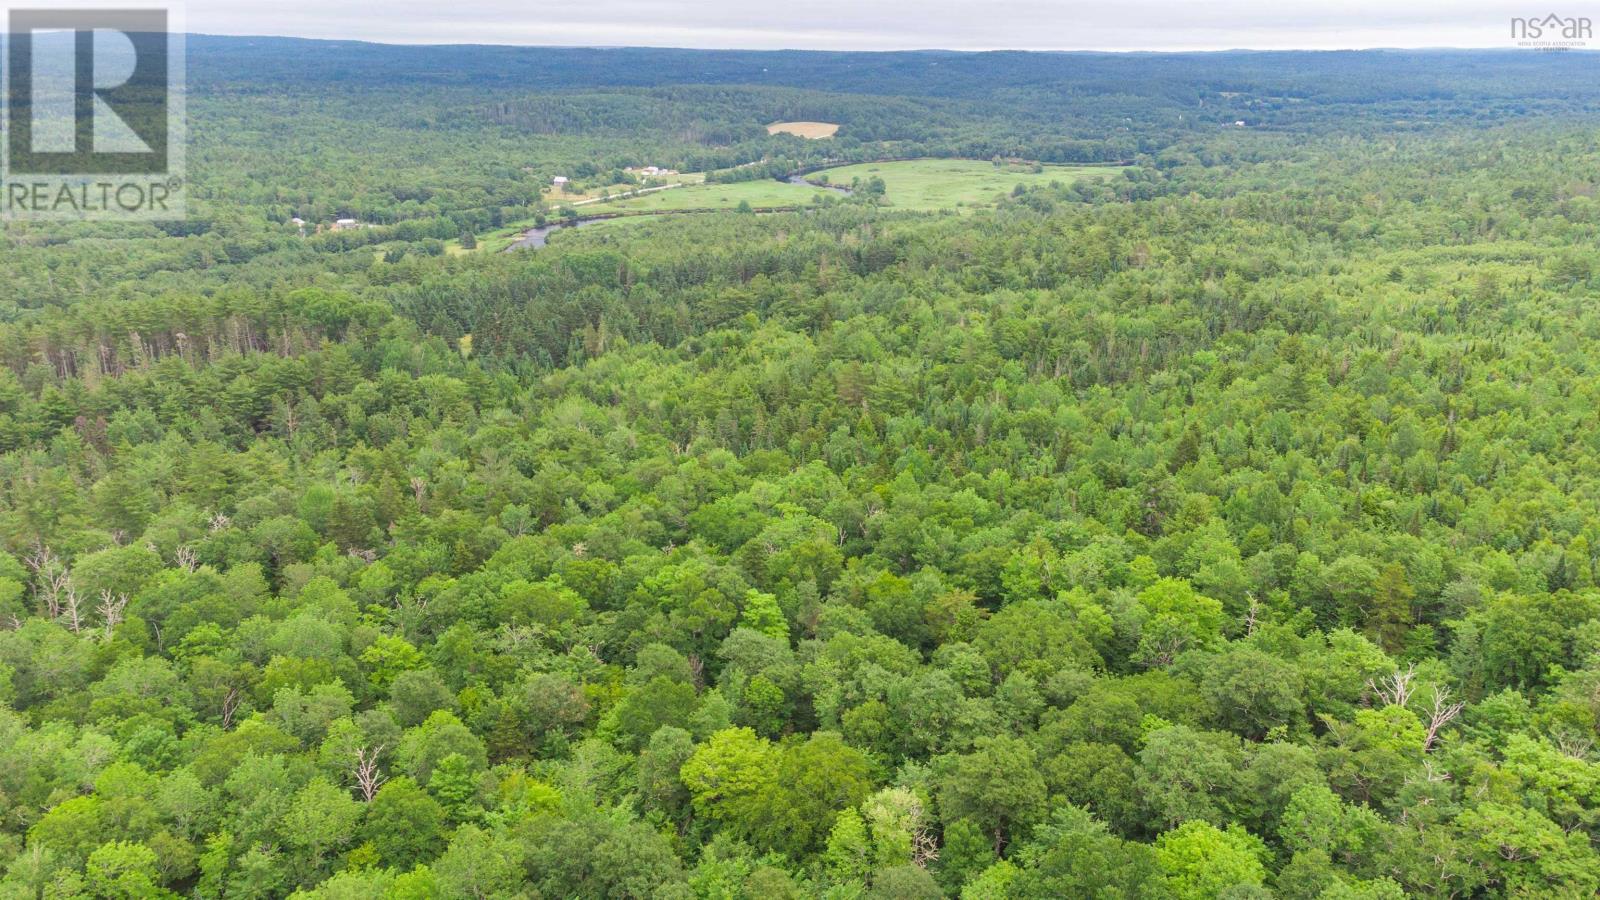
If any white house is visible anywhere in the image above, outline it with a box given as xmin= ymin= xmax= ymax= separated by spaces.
xmin=552 ymin=176 xmax=569 ymax=186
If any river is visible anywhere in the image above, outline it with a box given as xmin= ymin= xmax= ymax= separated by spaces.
xmin=503 ymin=217 xmax=608 ymax=251
xmin=786 ymin=174 xmax=853 ymax=194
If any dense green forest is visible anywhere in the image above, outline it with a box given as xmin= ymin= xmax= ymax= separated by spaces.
xmin=5 ymin=40 xmax=1600 ymax=898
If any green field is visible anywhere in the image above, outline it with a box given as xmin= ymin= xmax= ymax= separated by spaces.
xmin=808 ymin=158 xmax=1119 ymax=210
xmin=436 ymin=158 xmax=1118 ymax=255
xmin=543 ymin=214 xmax=669 ymax=246
xmin=567 ymin=213 xmax=667 ymax=231
xmin=453 ymin=159 xmax=1109 ymax=253
xmin=598 ymin=178 xmax=836 ymax=212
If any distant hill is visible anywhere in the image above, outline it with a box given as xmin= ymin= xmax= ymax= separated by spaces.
xmin=181 ymin=35 xmax=1600 ymax=108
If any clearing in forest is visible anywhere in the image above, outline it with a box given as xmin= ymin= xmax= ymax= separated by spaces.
xmin=767 ymin=121 xmax=840 ymax=138
xmin=597 ymin=178 xmax=834 ymax=212
xmin=806 ymin=158 xmax=1119 ymax=210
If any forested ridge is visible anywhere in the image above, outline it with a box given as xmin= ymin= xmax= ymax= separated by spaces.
xmin=4 ymin=41 xmax=1600 ymax=899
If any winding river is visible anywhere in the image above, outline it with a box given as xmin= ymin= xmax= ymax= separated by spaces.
xmin=503 ymin=217 xmax=609 ymax=251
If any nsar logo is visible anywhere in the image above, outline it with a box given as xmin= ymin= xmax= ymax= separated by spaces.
xmin=1510 ymin=12 xmax=1593 ymax=49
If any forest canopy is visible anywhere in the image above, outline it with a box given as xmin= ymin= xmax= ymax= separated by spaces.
xmin=3 ymin=39 xmax=1600 ymax=899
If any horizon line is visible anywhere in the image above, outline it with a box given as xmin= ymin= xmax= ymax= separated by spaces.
xmin=169 ymin=33 xmax=1600 ymax=54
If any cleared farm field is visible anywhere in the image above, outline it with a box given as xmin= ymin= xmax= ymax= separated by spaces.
xmin=570 ymin=214 xmax=667 ymax=231
xmin=767 ymin=121 xmax=840 ymax=138
xmin=808 ymin=158 xmax=1118 ymax=210
xmin=597 ymin=178 xmax=834 ymax=212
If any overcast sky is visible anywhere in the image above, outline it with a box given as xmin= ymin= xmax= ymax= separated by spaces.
xmin=171 ymin=0 xmax=1565 ymax=51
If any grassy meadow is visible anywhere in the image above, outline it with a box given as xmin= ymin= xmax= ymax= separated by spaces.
xmin=809 ymin=158 xmax=1119 ymax=209
xmin=595 ymin=178 xmax=836 ymax=212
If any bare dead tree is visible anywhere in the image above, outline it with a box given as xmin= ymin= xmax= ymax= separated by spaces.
xmin=354 ymin=745 xmax=387 ymax=802
xmin=60 ymin=586 xmax=84 ymax=634
xmin=96 ymin=590 xmax=129 ymax=637
xmin=40 ymin=575 xmax=66 ymax=618
xmin=175 ymin=545 xmax=200 ymax=573
xmin=410 ymin=477 xmax=427 ymax=503
xmin=1422 ymin=685 xmax=1465 ymax=752
xmin=1368 ymin=663 xmax=1418 ymax=708
xmin=221 ymin=687 xmax=242 ymax=730
xmin=1243 ymin=595 xmax=1263 ymax=636
xmin=497 ymin=624 xmax=535 ymax=649
xmin=24 ymin=544 xmax=71 ymax=619
xmin=1554 ymin=732 xmax=1595 ymax=760
xmin=905 ymin=794 xmax=939 ymax=868
xmin=1140 ymin=631 xmax=1188 ymax=669
xmin=208 ymin=512 xmax=231 ymax=533
xmin=1401 ymin=759 xmax=1452 ymax=790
